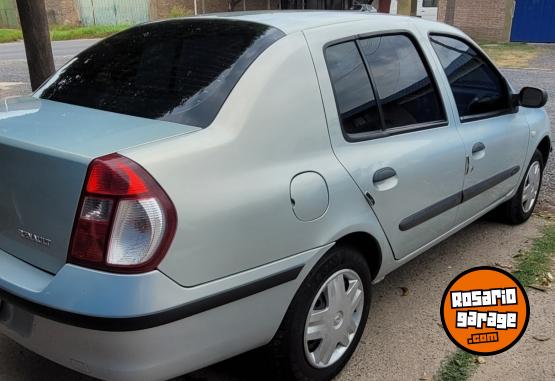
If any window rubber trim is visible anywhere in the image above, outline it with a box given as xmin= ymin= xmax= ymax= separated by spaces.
xmin=459 ymin=108 xmax=517 ymax=123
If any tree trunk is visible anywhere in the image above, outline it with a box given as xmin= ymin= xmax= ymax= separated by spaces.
xmin=15 ymin=0 xmax=55 ymax=91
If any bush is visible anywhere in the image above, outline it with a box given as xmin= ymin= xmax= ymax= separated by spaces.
xmin=169 ymin=5 xmax=193 ymax=18
xmin=0 ymin=29 xmax=22 ymax=43
xmin=49 ymin=25 xmax=130 ymax=41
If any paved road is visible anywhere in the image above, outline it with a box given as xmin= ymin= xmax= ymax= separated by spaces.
xmin=0 ymin=39 xmax=99 ymax=97
xmin=0 ymin=39 xmax=98 ymax=61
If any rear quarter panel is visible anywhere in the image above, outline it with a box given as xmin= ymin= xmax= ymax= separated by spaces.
xmin=121 ymin=32 xmax=393 ymax=287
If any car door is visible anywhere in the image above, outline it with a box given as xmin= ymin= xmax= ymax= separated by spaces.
xmin=429 ymin=34 xmax=530 ymax=224
xmin=318 ymin=32 xmax=466 ymax=259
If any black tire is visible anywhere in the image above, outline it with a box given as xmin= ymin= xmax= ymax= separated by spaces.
xmin=267 ymin=245 xmax=372 ymax=381
xmin=497 ymin=149 xmax=544 ymax=224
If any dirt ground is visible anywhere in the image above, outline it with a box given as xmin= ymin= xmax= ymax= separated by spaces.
xmin=472 ymin=276 xmax=555 ymax=381
xmin=336 ymin=217 xmax=553 ymax=381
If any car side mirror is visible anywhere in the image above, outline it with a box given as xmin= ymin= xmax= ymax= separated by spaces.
xmin=518 ymin=87 xmax=548 ymax=108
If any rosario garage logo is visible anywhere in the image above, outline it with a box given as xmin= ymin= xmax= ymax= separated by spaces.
xmin=440 ymin=267 xmax=529 ymax=355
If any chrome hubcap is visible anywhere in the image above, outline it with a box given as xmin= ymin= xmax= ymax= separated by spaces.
xmin=522 ymin=161 xmax=541 ymax=213
xmin=304 ymin=269 xmax=364 ymax=368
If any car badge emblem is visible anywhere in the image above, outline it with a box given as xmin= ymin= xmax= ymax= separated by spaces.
xmin=17 ymin=228 xmax=52 ymax=247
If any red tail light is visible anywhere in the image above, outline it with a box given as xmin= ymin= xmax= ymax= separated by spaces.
xmin=69 ymin=153 xmax=177 ymax=273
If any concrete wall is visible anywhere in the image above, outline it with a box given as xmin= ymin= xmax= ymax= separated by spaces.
xmin=0 ymin=0 xmax=18 ymax=27
xmin=0 ymin=0 xmax=281 ymax=28
xmin=0 ymin=0 xmax=81 ymax=27
xmin=45 ymin=0 xmax=80 ymax=25
xmin=437 ymin=0 xmax=515 ymax=42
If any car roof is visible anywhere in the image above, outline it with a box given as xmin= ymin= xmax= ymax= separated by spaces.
xmin=197 ymin=10 xmax=449 ymax=35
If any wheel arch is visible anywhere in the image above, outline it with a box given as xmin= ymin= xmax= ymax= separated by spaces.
xmin=537 ymin=136 xmax=552 ymax=167
xmin=334 ymin=232 xmax=382 ymax=281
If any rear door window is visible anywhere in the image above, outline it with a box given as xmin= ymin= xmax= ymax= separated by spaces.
xmin=325 ymin=41 xmax=382 ymax=135
xmin=325 ymin=34 xmax=446 ymax=140
xmin=358 ymin=34 xmax=446 ymax=129
xmin=36 ymin=20 xmax=284 ymax=128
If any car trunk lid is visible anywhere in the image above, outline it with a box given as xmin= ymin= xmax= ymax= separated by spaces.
xmin=0 ymin=96 xmax=199 ymax=274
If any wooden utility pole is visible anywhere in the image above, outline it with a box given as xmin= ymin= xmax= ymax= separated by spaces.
xmin=16 ymin=0 xmax=55 ymax=91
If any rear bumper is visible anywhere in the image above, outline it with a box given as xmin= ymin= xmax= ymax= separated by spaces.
xmin=0 ymin=265 xmax=301 ymax=332
xmin=0 ymin=244 xmax=332 ymax=380
xmin=0 ymin=280 xmax=295 ymax=381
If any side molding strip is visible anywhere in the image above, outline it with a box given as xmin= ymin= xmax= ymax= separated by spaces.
xmin=462 ymin=166 xmax=520 ymax=202
xmin=0 ymin=265 xmax=303 ymax=332
xmin=399 ymin=193 xmax=462 ymax=231
xmin=399 ymin=166 xmax=520 ymax=231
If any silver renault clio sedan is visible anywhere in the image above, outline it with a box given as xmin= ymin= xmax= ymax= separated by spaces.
xmin=0 ymin=11 xmax=551 ymax=381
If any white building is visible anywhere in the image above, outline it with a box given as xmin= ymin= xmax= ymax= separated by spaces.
xmin=385 ymin=0 xmax=438 ymax=21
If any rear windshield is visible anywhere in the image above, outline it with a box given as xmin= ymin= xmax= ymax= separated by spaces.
xmin=36 ymin=19 xmax=284 ymax=128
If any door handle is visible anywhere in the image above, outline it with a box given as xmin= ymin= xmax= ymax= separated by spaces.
xmin=472 ymin=142 xmax=486 ymax=154
xmin=373 ymin=167 xmax=397 ymax=183
xmin=372 ymin=167 xmax=398 ymax=191
xmin=471 ymin=142 xmax=486 ymax=160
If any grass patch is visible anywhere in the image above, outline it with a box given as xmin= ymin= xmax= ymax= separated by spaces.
xmin=436 ymin=350 xmax=478 ymax=381
xmin=0 ymin=28 xmax=22 ymax=43
xmin=50 ymin=24 xmax=130 ymax=41
xmin=0 ymin=25 xmax=129 ymax=44
xmin=480 ymin=43 xmax=539 ymax=68
xmin=513 ymin=222 xmax=555 ymax=288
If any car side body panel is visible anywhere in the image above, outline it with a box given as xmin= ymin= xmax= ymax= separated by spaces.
xmin=418 ymin=22 xmax=551 ymax=216
xmin=420 ymin=25 xmax=532 ymax=224
xmin=303 ymin=20 xmax=468 ymax=260
xmin=122 ymin=31 xmax=393 ymax=287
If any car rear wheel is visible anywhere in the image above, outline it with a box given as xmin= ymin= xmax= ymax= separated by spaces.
xmin=268 ymin=245 xmax=371 ymax=381
xmin=498 ymin=149 xmax=544 ymax=224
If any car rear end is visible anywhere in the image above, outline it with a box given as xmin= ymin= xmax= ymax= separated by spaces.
xmin=0 ymin=95 xmax=198 ymax=380
xmin=0 ymin=18 xmax=290 ymax=380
